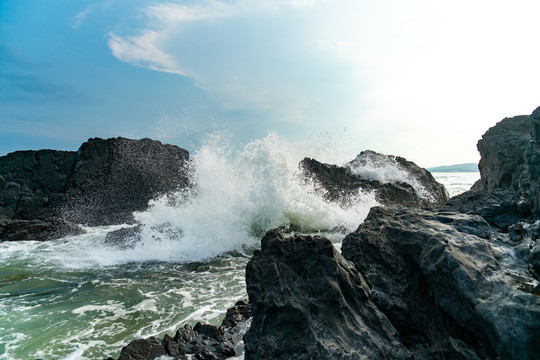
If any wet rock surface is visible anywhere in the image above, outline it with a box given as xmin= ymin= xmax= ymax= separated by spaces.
xmin=0 ymin=137 xmax=190 ymax=241
xmin=243 ymin=107 xmax=540 ymax=360
xmin=300 ymin=150 xmax=448 ymax=209
xmin=59 ymin=137 xmax=190 ymax=226
xmin=244 ymin=229 xmax=411 ymax=360
xmin=107 ymin=300 xmax=252 ymax=360
xmin=341 ymin=206 xmax=540 ymax=359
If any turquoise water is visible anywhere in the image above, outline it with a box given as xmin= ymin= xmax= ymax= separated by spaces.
xmin=0 ymin=227 xmax=250 ymax=359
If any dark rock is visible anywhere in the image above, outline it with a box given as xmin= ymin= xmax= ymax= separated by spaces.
xmin=0 ymin=217 xmax=85 ymax=241
xmin=104 ymin=225 xmax=143 ymax=246
xmin=476 ymin=106 xmax=540 ymax=218
xmin=0 ymin=137 xmax=191 ymax=241
xmin=117 ymin=336 xmax=166 ymax=360
xmin=342 ymin=206 xmax=540 ymax=360
xmin=0 ymin=149 xmax=76 ymax=220
xmin=529 ymin=243 xmax=540 ymax=280
xmin=59 ymin=137 xmax=190 ymax=226
xmin=300 ymin=150 xmax=448 ymax=209
xmin=174 ymin=324 xmax=198 ymax=346
xmin=220 ymin=299 xmax=251 ymax=329
xmin=244 ymin=229 xmax=411 ymax=360
xmin=444 ymin=188 xmax=527 ymax=230
xmin=194 ymin=322 xmax=225 ymax=342
xmin=109 ymin=306 xmax=251 ymax=360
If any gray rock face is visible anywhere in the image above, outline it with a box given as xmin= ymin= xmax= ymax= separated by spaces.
xmin=476 ymin=106 xmax=540 ymax=217
xmin=341 ymin=206 xmax=540 ymax=360
xmin=244 ymin=229 xmax=411 ymax=360
xmin=300 ymin=150 xmax=448 ymax=209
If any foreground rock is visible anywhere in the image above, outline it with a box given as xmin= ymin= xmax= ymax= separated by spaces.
xmin=244 ymin=229 xmax=411 ymax=360
xmin=300 ymin=150 xmax=448 ymax=208
xmin=342 ymin=206 xmax=540 ymax=359
xmin=0 ymin=137 xmax=190 ymax=240
xmin=106 ymin=300 xmax=252 ymax=360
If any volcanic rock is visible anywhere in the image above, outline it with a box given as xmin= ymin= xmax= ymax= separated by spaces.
xmin=244 ymin=229 xmax=411 ymax=360
xmin=59 ymin=137 xmax=190 ymax=226
xmin=108 ymin=300 xmax=252 ymax=360
xmin=300 ymin=150 xmax=448 ymax=209
xmin=341 ymin=206 xmax=540 ymax=359
xmin=116 ymin=336 xmax=166 ymax=360
xmin=0 ymin=217 xmax=84 ymax=241
xmin=221 ymin=299 xmax=251 ymax=329
xmin=445 ymin=106 xmax=540 ymax=228
xmin=1 ymin=137 xmax=190 ymax=241
xmin=0 ymin=149 xmax=76 ymax=220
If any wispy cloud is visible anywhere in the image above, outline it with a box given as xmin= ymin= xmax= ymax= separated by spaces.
xmin=106 ymin=0 xmax=540 ymax=165
xmin=107 ymin=0 xmax=326 ymax=119
xmin=71 ymin=4 xmax=99 ymax=29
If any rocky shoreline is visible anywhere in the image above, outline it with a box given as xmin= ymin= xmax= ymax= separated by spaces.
xmin=3 ymin=107 xmax=539 ymax=359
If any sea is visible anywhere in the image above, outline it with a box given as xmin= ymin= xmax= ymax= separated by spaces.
xmin=0 ymin=134 xmax=480 ymax=360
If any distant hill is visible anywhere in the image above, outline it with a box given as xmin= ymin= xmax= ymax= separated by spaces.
xmin=427 ymin=163 xmax=478 ymax=172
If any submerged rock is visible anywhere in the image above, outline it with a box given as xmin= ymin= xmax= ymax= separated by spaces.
xmin=300 ymin=150 xmax=448 ymax=209
xmin=244 ymin=229 xmax=410 ymax=360
xmin=341 ymin=206 xmax=540 ymax=359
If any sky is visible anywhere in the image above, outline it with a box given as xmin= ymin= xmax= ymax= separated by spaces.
xmin=1 ymin=0 xmax=539 ymax=167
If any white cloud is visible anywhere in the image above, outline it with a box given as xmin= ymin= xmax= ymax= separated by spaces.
xmin=107 ymin=0 xmax=540 ymax=166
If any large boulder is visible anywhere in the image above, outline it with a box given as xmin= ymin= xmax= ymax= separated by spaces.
xmin=244 ymin=229 xmax=411 ymax=360
xmin=1 ymin=137 xmax=191 ymax=240
xmin=341 ymin=206 xmax=540 ymax=360
xmin=300 ymin=150 xmax=448 ymax=209
xmin=59 ymin=137 xmax=190 ymax=225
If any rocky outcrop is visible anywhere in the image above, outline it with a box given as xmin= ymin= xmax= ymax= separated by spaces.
xmin=300 ymin=150 xmax=448 ymax=209
xmin=478 ymin=107 xmax=540 ymax=217
xmin=244 ymin=229 xmax=411 ymax=360
xmin=59 ymin=137 xmax=190 ymax=226
xmin=243 ymin=107 xmax=540 ymax=360
xmin=445 ymin=107 xmax=540 ymax=229
xmin=341 ymin=206 xmax=540 ymax=359
xmin=107 ymin=300 xmax=252 ymax=360
xmin=0 ymin=137 xmax=190 ymax=240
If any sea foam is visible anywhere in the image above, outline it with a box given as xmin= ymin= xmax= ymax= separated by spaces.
xmin=133 ymin=132 xmax=377 ymax=262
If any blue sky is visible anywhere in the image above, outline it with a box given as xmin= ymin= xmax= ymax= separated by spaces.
xmin=1 ymin=0 xmax=539 ymax=167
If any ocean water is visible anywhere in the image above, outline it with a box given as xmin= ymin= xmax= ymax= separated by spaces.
xmin=431 ymin=171 xmax=480 ymax=197
xmin=0 ymin=134 xmax=479 ymax=360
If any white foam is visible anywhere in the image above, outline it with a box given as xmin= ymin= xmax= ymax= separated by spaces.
xmin=348 ymin=151 xmax=433 ymax=200
xmin=131 ymin=132 xmax=377 ymax=263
